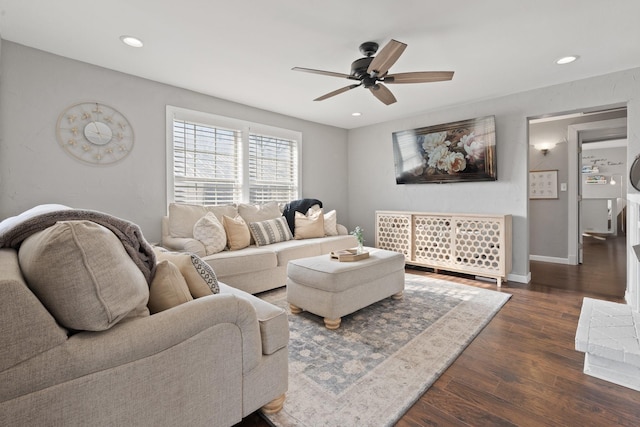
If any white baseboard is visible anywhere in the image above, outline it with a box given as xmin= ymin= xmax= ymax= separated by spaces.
xmin=529 ymin=255 xmax=570 ymax=264
xmin=508 ymin=272 xmax=530 ymax=284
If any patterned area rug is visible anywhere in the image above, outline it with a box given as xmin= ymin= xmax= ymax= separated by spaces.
xmin=260 ymin=273 xmax=511 ymax=427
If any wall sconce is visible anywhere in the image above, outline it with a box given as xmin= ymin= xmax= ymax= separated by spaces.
xmin=610 ymin=174 xmax=623 ymax=186
xmin=533 ymin=142 xmax=557 ymax=156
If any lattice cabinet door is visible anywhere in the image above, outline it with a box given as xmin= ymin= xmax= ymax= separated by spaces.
xmin=451 ymin=216 xmax=505 ymax=277
xmin=375 ymin=212 xmax=412 ymax=260
xmin=413 ymin=214 xmax=453 ymax=266
xmin=376 ymin=211 xmax=512 ymax=287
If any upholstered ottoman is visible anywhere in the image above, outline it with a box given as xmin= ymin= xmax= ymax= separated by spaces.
xmin=286 ymin=248 xmax=405 ymax=329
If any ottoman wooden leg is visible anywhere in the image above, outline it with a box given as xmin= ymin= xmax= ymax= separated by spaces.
xmin=261 ymin=393 xmax=286 ymax=414
xmin=392 ymin=291 xmax=404 ymax=300
xmin=289 ymin=303 xmax=303 ymax=314
xmin=324 ymin=318 xmax=341 ymax=330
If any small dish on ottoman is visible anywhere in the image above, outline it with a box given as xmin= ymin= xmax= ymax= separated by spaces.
xmin=286 ymin=248 xmax=405 ymax=329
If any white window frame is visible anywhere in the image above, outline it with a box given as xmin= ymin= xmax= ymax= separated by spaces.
xmin=166 ymin=105 xmax=302 ymax=206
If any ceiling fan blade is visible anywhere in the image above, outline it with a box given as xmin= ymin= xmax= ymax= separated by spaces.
xmin=367 ymin=39 xmax=407 ymax=77
xmin=384 ymin=71 xmax=455 ymax=84
xmin=314 ymin=84 xmax=361 ymax=101
xmin=292 ymin=67 xmax=351 ymax=79
xmin=369 ymin=83 xmax=397 ymax=105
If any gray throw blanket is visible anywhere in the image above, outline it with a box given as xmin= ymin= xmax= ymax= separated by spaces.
xmin=0 ymin=207 xmax=156 ymax=283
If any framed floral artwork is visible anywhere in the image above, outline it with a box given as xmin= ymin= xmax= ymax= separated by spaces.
xmin=392 ymin=116 xmax=497 ymax=184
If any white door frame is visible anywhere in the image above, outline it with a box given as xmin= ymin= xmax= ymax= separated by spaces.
xmin=567 ymin=118 xmax=627 ymax=265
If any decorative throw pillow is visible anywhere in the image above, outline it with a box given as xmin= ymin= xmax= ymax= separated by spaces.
xmin=193 ymin=212 xmax=227 ymax=255
xmin=154 ymin=247 xmax=220 ymax=297
xmin=307 ymin=205 xmax=338 ymax=236
xmin=238 ymin=202 xmax=282 ymax=245
xmin=323 ymin=209 xmax=338 ymax=236
xmin=223 ymin=214 xmax=251 ymax=250
xmin=294 ymin=209 xmax=325 ymax=239
xmin=148 ymin=260 xmax=193 ymax=314
xmin=248 ymin=217 xmax=293 ymax=246
xmin=18 ymin=221 xmax=150 ymax=331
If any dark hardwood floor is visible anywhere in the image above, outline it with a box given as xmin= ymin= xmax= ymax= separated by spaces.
xmin=236 ymin=235 xmax=640 ymax=426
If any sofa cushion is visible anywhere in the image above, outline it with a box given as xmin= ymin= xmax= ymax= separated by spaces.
xmin=223 ymin=215 xmax=251 ymax=251
xmin=148 ymin=260 xmax=193 ymax=313
xmin=237 ymin=202 xmax=282 ymax=224
xmin=248 ymin=217 xmax=293 ymax=247
xmin=268 ymin=239 xmax=323 ymax=266
xmin=203 ymin=247 xmax=277 ymax=277
xmin=18 ymin=221 xmax=150 ymax=331
xmin=193 ymin=212 xmax=227 ymax=255
xmin=168 ymin=202 xmax=238 ymax=238
xmin=294 ymin=209 xmax=325 ymax=239
xmin=0 ymin=249 xmax=68 ymax=372
xmin=219 ymin=283 xmax=289 ymax=355
xmin=154 ymin=248 xmax=219 ymax=297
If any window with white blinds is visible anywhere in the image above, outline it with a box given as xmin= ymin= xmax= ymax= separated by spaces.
xmin=249 ymin=133 xmax=298 ymax=204
xmin=167 ymin=106 xmax=300 ymax=206
xmin=172 ymin=120 xmax=241 ymax=205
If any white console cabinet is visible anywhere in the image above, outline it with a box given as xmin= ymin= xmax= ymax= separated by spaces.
xmin=375 ymin=211 xmax=512 ymax=286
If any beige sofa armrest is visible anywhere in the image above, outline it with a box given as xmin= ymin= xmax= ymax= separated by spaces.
xmin=0 ymin=294 xmax=262 ymax=402
xmin=161 ymin=216 xmax=206 ymax=256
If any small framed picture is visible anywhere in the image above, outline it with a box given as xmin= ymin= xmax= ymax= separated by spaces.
xmin=529 ymin=170 xmax=558 ymax=199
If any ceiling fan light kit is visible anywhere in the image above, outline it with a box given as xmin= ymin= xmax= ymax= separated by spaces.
xmin=293 ymin=39 xmax=454 ymax=105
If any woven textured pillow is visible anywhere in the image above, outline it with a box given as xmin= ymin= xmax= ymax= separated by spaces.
xmin=294 ymin=209 xmax=325 ymax=239
xmin=148 ymin=260 xmax=193 ymax=314
xmin=248 ymin=217 xmax=293 ymax=246
xmin=193 ymin=212 xmax=227 ymax=255
xmin=154 ymin=248 xmax=219 ymax=297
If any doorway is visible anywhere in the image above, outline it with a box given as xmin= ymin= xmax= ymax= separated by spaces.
xmin=567 ymin=118 xmax=627 ymax=265
xmin=528 ymin=107 xmax=628 ymax=297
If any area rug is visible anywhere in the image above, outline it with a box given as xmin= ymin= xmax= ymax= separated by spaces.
xmin=259 ymin=273 xmax=511 ymax=427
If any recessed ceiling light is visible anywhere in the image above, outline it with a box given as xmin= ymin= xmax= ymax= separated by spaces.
xmin=556 ymin=55 xmax=578 ymax=65
xmin=352 ymin=112 xmax=362 ymax=117
xmin=120 ymin=35 xmax=144 ymax=48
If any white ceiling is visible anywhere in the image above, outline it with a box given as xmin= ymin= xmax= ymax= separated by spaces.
xmin=1 ymin=1 xmax=639 ymax=130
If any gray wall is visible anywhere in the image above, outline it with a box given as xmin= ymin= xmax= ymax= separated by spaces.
xmin=3 ymin=40 xmax=640 ymax=282
xmin=528 ymin=138 xmax=569 ymax=259
xmin=347 ymin=68 xmax=640 ymax=282
xmin=582 ymin=146 xmax=627 ymax=198
xmin=0 ymin=41 xmax=349 ymax=243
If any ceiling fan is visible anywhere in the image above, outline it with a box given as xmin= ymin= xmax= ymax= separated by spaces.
xmin=292 ymin=39 xmax=454 ymax=105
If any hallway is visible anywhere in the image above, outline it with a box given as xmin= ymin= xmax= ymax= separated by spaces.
xmin=529 ymin=233 xmax=626 ymax=298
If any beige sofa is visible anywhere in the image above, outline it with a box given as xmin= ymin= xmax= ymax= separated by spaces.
xmin=161 ymin=202 xmax=358 ymax=294
xmin=0 ymin=207 xmax=289 ymax=427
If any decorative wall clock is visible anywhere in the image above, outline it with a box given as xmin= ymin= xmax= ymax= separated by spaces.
xmin=56 ymin=102 xmax=134 ymax=165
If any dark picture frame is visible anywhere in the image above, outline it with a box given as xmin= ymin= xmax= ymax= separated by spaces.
xmin=392 ymin=115 xmax=497 ymax=184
